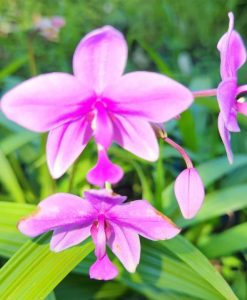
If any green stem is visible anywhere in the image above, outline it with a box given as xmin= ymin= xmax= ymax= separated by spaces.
xmin=67 ymin=161 xmax=79 ymax=193
xmin=27 ymin=32 xmax=38 ymax=76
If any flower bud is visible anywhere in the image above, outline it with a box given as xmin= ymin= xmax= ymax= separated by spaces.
xmin=174 ymin=168 xmax=205 ymax=219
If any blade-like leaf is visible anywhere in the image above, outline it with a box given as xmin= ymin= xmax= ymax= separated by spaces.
xmin=176 ymin=185 xmax=247 ymax=228
xmin=0 ymin=149 xmax=26 ymax=203
xmin=164 ymin=236 xmax=238 ymax=300
xmin=0 ymin=56 xmax=27 ymax=81
xmin=55 ymin=274 xmax=128 ymax=300
xmin=0 ymin=131 xmax=38 ymax=155
xmin=198 ymin=222 xmax=247 ymax=258
xmin=45 ymin=291 xmax=57 ymax=300
xmin=0 ymin=202 xmax=30 ymax=257
xmin=0 ymin=235 xmax=94 ymax=299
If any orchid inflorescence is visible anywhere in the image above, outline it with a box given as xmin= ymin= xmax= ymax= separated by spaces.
xmin=1 ymin=12 xmax=246 ymax=280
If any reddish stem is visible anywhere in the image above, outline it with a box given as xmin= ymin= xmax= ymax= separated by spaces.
xmin=163 ymin=137 xmax=193 ymax=169
xmin=192 ymin=89 xmax=217 ymax=98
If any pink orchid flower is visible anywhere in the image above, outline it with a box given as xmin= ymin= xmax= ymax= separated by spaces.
xmin=18 ymin=189 xmax=180 ymax=280
xmin=217 ymin=12 xmax=247 ymax=163
xmin=1 ymin=26 xmax=193 ymax=186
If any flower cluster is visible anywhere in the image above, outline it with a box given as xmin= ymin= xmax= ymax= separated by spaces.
xmin=1 ymin=12 xmax=246 ymax=280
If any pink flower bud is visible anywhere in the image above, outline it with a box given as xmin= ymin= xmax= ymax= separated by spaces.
xmin=174 ymin=168 xmax=205 ymax=219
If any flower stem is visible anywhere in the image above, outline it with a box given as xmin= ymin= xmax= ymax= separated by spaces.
xmin=27 ymin=31 xmax=38 ymax=76
xmin=67 ymin=160 xmax=79 ymax=193
xmin=163 ymin=137 xmax=193 ymax=169
xmin=192 ymin=88 xmax=217 ymax=98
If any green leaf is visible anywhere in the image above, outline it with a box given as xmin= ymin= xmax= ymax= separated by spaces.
xmin=0 ymin=232 xmax=28 ymax=258
xmin=74 ymin=238 xmax=236 ymax=300
xmin=0 ymin=235 xmax=94 ymax=299
xmin=55 ymin=274 xmax=128 ymax=300
xmin=176 ymin=185 xmax=247 ymax=228
xmin=0 ymin=131 xmax=38 ymax=155
xmin=0 ymin=148 xmax=26 ymax=203
xmin=178 ymin=110 xmax=198 ymax=151
xmin=154 ymin=150 xmax=166 ymax=210
xmin=0 ymin=202 xmax=32 ymax=257
xmin=121 ymin=241 xmax=226 ymax=300
xmin=232 ymin=272 xmax=247 ymax=300
xmin=45 ymin=291 xmax=57 ymax=300
xmin=164 ymin=236 xmax=238 ymax=300
xmin=137 ymin=40 xmax=173 ymax=76
xmin=0 ymin=56 xmax=28 ymax=81
xmin=131 ymin=161 xmax=153 ymax=202
xmin=94 ymin=281 xmax=128 ymax=299
xmin=198 ymin=222 xmax=247 ymax=258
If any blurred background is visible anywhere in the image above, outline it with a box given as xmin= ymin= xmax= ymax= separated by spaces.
xmin=0 ymin=1 xmax=247 ymax=299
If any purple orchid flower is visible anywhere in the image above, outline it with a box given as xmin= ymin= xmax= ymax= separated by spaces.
xmin=18 ymin=189 xmax=180 ymax=280
xmin=1 ymin=26 xmax=193 ymax=186
xmin=217 ymin=12 xmax=247 ymax=163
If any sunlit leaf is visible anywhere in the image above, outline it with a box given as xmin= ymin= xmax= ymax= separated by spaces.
xmin=176 ymin=185 xmax=247 ymax=228
xmin=0 ymin=149 xmax=26 ymax=203
xmin=0 ymin=235 xmax=94 ymax=299
xmin=198 ymin=222 xmax=247 ymax=258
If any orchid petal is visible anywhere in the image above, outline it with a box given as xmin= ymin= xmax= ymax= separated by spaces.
xmin=94 ymin=102 xmax=113 ymax=148
xmin=217 ymin=13 xmax=246 ymax=79
xmin=91 ymin=216 xmax=106 ymax=259
xmin=89 ymin=254 xmax=118 ymax=280
xmin=105 ymin=71 xmax=193 ymax=123
xmin=237 ymin=102 xmax=247 ymax=116
xmin=47 ymin=118 xmax=92 ymax=178
xmin=18 ymin=193 xmax=96 ymax=237
xmin=174 ymin=168 xmax=205 ymax=219
xmin=73 ymin=26 xmax=127 ymax=94
xmin=113 ymin=115 xmax=159 ymax=161
xmin=84 ymin=189 xmax=126 ymax=212
xmin=108 ymin=222 xmax=140 ymax=272
xmin=108 ymin=200 xmax=180 ymax=240
xmin=86 ymin=148 xmax=123 ymax=187
xmin=50 ymin=224 xmax=91 ymax=252
xmin=218 ymin=112 xmax=233 ymax=164
xmin=1 ymin=73 xmax=93 ymax=132
xmin=217 ymin=79 xmax=239 ymax=131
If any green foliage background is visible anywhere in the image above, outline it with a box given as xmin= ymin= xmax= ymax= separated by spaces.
xmin=0 ymin=0 xmax=247 ymax=299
